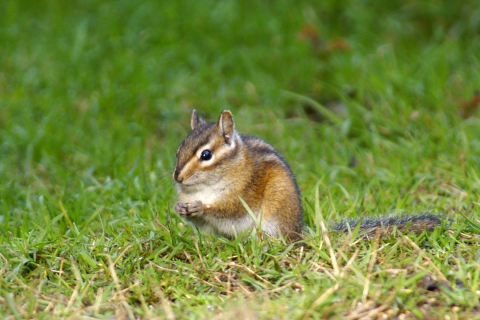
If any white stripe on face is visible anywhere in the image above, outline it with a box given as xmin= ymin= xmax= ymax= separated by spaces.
xmin=177 ymin=134 xmax=238 ymax=184
xmin=177 ymin=143 xmax=214 ymax=182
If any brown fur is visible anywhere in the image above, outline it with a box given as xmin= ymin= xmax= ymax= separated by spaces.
xmin=173 ymin=110 xmax=303 ymax=240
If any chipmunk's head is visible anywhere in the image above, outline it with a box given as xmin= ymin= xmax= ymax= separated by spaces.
xmin=173 ymin=110 xmax=241 ymax=188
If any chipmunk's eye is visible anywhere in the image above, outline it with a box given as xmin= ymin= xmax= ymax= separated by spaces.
xmin=200 ymin=149 xmax=212 ymax=161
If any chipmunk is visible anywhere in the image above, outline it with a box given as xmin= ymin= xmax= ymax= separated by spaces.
xmin=173 ymin=110 xmax=442 ymax=241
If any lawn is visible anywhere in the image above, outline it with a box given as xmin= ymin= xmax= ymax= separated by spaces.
xmin=1 ymin=0 xmax=480 ymax=318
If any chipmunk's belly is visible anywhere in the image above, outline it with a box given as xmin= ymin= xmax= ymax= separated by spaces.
xmin=204 ymin=214 xmax=255 ymax=237
xmin=176 ymin=184 xmax=258 ymax=237
xmin=176 ymin=184 xmax=279 ymax=238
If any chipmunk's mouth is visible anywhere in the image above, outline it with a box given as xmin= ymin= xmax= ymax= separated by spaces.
xmin=180 ymin=182 xmax=196 ymax=187
xmin=178 ymin=177 xmax=202 ymax=187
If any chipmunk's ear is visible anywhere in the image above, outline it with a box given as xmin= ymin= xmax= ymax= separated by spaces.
xmin=217 ymin=110 xmax=235 ymax=144
xmin=191 ymin=110 xmax=205 ymax=130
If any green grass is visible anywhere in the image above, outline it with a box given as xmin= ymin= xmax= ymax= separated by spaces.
xmin=1 ymin=0 xmax=480 ymax=318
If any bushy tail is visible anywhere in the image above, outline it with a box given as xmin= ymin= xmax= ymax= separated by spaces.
xmin=331 ymin=213 xmax=443 ymax=235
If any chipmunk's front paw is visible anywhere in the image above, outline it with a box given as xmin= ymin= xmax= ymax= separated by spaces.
xmin=174 ymin=200 xmax=204 ymax=217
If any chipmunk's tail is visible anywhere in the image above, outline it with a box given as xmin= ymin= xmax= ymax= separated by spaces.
xmin=331 ymin=212 xmax=444 ymax=235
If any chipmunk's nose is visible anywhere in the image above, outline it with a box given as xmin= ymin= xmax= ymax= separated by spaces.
xmin=173 ymin=168 xmax=183 ymax=183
